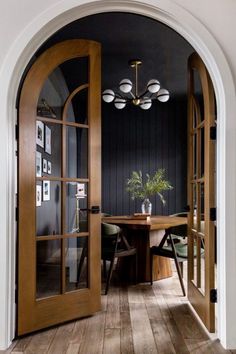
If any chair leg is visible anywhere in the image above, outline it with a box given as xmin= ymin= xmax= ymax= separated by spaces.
xmin=168 ymin=235 xmax=186 ymax=296
xmin=77 ymin=246 xmax=87 ymax=284
xmin=103 ymin=259 xmax=107 ymax=278
xmin=180 ymin=261 xmax=183 ymax=278
xmin=173 ymin=257 xmax=186 ymax=296
xmin=150 ymin=248 xmax=153 ymax=285
xmin=134 ymin=253 xmax=138 ymax=284
xmin=105 ymin=257 xmax=115 ymax=295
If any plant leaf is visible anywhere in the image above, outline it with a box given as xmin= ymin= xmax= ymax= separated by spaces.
xmin=126 ymin=168 xmax=173 ymax=203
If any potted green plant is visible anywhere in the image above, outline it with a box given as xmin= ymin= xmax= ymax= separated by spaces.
xmin=126 ymin=169 xmax=173 ymax=214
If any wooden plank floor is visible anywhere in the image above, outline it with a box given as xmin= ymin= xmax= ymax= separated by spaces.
xmin=1 ymin=267 xmax=234 ymax=354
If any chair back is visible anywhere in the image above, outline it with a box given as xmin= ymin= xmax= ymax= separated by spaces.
xmin=101 ymin=223 xmax=121 ymax=261
xmin=169 ymin=212 xmax=188 ymax=237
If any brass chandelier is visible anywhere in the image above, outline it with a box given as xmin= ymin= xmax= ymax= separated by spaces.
xmin=102 ymin=59 xmax=170 ymax=110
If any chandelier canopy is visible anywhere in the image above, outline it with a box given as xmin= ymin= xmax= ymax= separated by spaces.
xmin=102 ymin=59 xmax=170 ymax=110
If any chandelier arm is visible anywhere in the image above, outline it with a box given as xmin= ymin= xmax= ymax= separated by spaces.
xmin=129 ymin=91 xmax=136 ymax=99
xmin=115 ymin=92 xmax=133 ymax=103
xmin=135 ymin=63 xmax=138 ymax=97
xmin=115 ymin=93 xmax=133 ymax=100
xmin=115 ymin=92 xmax=125 ymax=99
xmin=139 ymin=90 xmax=149 ymax=99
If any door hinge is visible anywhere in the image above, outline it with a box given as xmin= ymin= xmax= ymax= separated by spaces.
xmin=15 ymin=124 xmax=19 ymax=140
xmin=210 ymin=207 xmax=216 ymax=221
xmin=15 ymin=206 xmax=18 ymax=222
xmin=15 ymin=288 xmax=18 ymax=304
xmin=210 ymin=288 xmax=217 ymax=303
xmin=210 ymin=126 xmax=217 ymax=140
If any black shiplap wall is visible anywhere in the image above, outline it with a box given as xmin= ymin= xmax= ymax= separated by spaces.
xmin=102 ymin=97 xmax=187 ymax=216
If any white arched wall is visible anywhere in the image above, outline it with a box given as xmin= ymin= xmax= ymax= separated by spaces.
xmin=0 ymin=0 xmax=236 ymax=350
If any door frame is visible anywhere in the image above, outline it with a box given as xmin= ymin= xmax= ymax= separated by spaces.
xmin=1 ymin=0 xmax=236 ymax=350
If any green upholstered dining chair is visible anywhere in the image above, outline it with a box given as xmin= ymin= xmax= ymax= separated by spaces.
xmin=150 ymin=226 xmax=187 ymax=296
xmin=101 ymin=222 xmax=137 ymax=295
xmin=150 ymin=212 xmax=204 ymax=296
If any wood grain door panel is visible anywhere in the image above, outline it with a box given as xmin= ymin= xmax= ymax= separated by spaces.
xmin=187 ymin=52 xmax=216 ymax=332
xmin=18 ymin=40 xmax=101 ymax=335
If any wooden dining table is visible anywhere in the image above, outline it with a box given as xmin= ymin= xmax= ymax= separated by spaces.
xmin=102 ymin=215 xmax=187 ymax=283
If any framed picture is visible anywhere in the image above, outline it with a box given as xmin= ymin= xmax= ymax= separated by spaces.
xmin=45 ymin=125 xmax=51 ymax=154
xmin=36 ymin=185 xmax=42 ymax=207
xmin=36 ymin=120 xmax=44 ymax=148
xmin=43 ymin=158 xmax=47 ymax=173
xmin=43 ymin=180 xmax=50 ymax=201
xmin=47 ymin=161 xmax=52 ymax=174
xmin=36 ymin=151 xmax=42 ymax=177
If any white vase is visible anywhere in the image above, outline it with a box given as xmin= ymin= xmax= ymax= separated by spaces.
xmin=141 ymin=198 xmax=152 ymax=214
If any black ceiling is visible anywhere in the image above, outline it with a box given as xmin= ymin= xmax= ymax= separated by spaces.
xmin=38 ymin=12 xmax=194 ymax=97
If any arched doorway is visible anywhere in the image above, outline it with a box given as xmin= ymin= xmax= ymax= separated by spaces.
xmin=1 ymin=1 xmax=235 ymax=349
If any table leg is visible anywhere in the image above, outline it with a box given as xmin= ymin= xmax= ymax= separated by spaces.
xmin=128 ymin=229 xmax=172 ymax=282
xmin=149 ymin=229 xmax=172 ymax=281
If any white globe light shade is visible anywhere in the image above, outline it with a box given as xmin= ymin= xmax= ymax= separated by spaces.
xmin=140 ymin=98 xmax=152 ymax=110
xmin=147 ymin=79 xmax=160 ymax=93
xmin=102 ymin=89 xmax=115 ymax=103
xmin=114 ymin=98 xmax=126 ymax=109
xmin=157 ymin=88 xmax=170 ymax=102
xmin=119 ymin=79 xmax=132 ymax=93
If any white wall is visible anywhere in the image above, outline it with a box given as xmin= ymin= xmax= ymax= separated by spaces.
xmin=0 ymin=0 xmax=236 ymax=350
xmin=1 ymin=0 xmax=235 ymax=82
xmin=174 ymin=0 xmax=236 ymax=85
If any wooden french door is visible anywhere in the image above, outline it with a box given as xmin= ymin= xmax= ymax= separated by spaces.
xmin=18 ymin=40 xmax=101 ymax=335
xmin=187 ymin=52 xmax=216 ymax=332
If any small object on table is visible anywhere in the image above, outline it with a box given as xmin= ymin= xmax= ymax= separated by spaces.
xmin=131 ymin=213 xmax=150 ymax=220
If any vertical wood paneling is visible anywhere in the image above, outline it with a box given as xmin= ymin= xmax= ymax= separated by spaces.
xmin=162 ymin=100 xmax=169 ymax=216
xmin=175 ymin=102 xmax=188 ymax=212
xmin=102 ymin=97 xmax=187 ymax=216
xmin=123 ymin=114 xmax=130 ymax=215
xmin=169 ymin=104 xmax=177 ymax=212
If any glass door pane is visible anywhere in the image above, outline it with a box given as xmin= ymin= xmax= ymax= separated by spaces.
xmin=35 ymin=57 xmax=91 ymax=297
xmin=66 ymin=126 xmax=88 ymax=179
xmin=36 ymin=181 xmax=61 ymax=236
xmin=65 ymin=182 xmax=88 ymax=234
xmin=36 ymin=239 xmax=61 ymax=299
xmin=65 ymin=237 xmax=88 ymax=292
xmin=37 ymin=68 xmax=65 ymax=120
xmin=65 ymin=88 xmax=89 ymax=125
